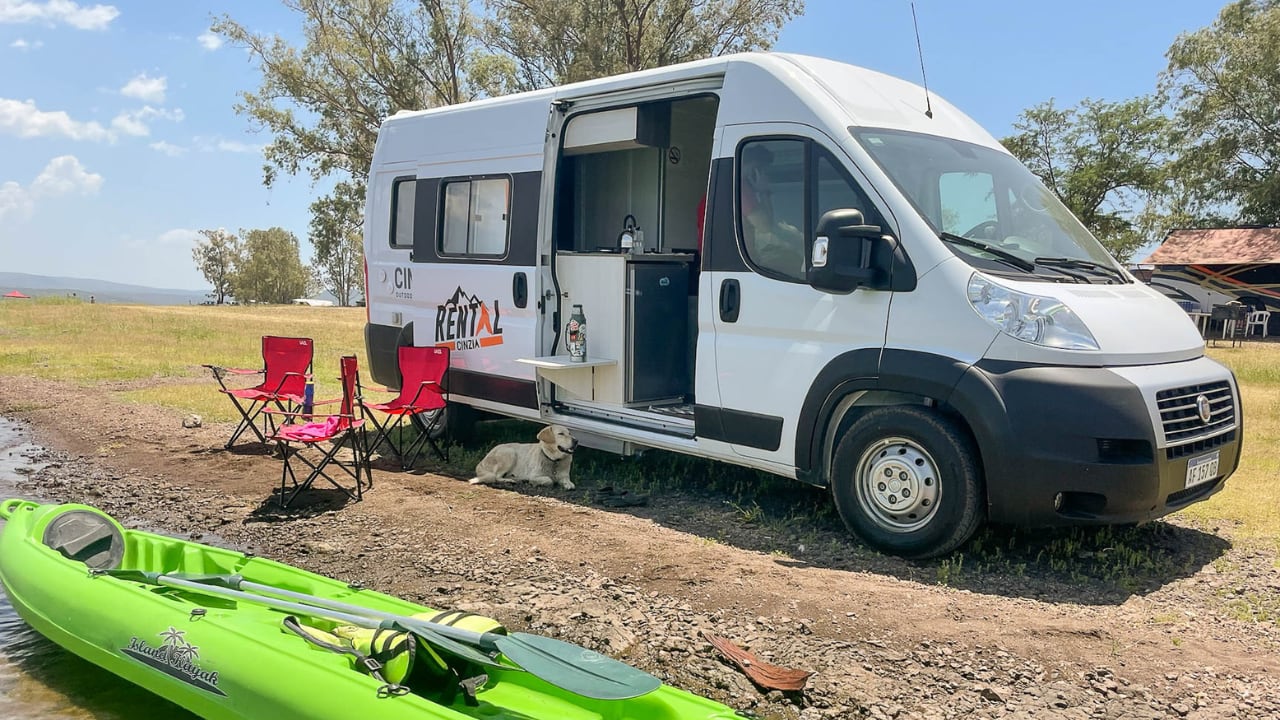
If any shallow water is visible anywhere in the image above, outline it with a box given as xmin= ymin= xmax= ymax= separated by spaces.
xmin=0 ymin=417 xmax=195 ymax=719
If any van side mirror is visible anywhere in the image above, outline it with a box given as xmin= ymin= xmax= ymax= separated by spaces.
xmin=807 ymin=209 xmax=903 ymax=294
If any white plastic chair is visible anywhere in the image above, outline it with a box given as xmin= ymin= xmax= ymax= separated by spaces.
xmin=1245 ymin=310 xmax=1271 ymax=338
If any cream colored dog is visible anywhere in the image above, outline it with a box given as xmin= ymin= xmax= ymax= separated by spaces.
xmin=469 ymin=425 xmax=578 ymax=489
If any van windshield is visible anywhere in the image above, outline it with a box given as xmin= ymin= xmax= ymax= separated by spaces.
xmin=852 ymin=129 xmax=1126 ymax=282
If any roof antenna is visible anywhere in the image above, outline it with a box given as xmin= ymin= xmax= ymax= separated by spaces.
xmin=911 ymin=2 xmax=934 ymax=119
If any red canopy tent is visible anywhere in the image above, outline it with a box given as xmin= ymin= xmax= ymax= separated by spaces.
xmin=3 ymin=291 xmax=31 ymax=298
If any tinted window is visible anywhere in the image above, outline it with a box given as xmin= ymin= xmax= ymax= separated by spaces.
xmin=390 ymin=177 xmax=416 ymax=248
xmin=816 ymin=150 xmax=884 ymax=229
xmin=738 ymin=139 xmax=806 ymax=281
xmin=440 ymin=178 xmax=511 ymax=257
xmin=737 ymin=140 xmax=885 ymax=283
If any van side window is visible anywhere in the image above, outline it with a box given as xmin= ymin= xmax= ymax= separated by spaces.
xmin=738 ymin=139 xmax=807 ymax=281
xmin=440 ymin=177 xmax=511 ymax=257
xmin=816 ymin=149 xmax=884 ymax=229
xmin=390 ymin=177 xmax=416 ymax=248
xmin=737 ymin=139 xmax=884 ymax=283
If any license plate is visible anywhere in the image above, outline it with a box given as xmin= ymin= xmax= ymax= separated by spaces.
xmin=1185 ymin=451 xmax=1220 ymax=489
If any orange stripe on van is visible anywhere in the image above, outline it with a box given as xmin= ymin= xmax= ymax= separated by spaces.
xmin=479 ymin=336 xmax=504 ymax=347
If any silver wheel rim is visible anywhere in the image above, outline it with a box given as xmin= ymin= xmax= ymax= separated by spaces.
xmin=853 ymin=436 xmax=941 ymax=533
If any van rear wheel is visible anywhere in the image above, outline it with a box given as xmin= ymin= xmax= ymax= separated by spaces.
xmin=831 ymin=406 xmax=983 ymax=559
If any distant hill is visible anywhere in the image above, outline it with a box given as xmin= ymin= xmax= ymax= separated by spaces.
xmin=0 ymin=272 xmax=208 ymax=305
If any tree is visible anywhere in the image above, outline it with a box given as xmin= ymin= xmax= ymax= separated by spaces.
xmin=213 ymin=0 xmax=492 ymax=189
xmin=310 ymin=181 xmax=365 ymax=306
xmin=233 ymin=227 xmax=314 ymax=304
xmin=483 ymin=0 xmax=805 ymax=91
xmin=312 ymin=231 xmax=364 ymax=307
xmin=1002 ymin=96 xmax=1170 ymax=263
xmin=1162 ymin=0 xmax=1280 ymax=224
xmin=191 ymin=229 xmax=240 ymax=304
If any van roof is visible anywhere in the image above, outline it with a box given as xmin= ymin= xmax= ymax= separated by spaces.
xmin=380 ymin=52 xmax=1001 ymax=152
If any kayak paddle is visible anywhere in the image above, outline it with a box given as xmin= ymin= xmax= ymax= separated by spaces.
xmin=108 ymin=570 xmax=662 ymax=701
xmin=106 ymin=570 xmax=502 ymax=670
xmin=170 ymin=573 xmax=662 ymax=701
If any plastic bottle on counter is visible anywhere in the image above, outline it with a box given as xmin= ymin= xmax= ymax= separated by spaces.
xmin=566 ymin=305 xmax=588 ymax=363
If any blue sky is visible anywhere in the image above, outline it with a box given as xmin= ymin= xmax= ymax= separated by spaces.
xmin=0 ymin=0 xmax=1223 ymax=291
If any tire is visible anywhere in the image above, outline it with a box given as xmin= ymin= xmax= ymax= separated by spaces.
xmin=830 ymin=406 xmax=984 ymax=559
xmin=410 ymin=403 xmax=478 ymax=444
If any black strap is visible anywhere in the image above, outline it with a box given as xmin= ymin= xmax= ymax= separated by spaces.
xmin=458 ymin=674 xmax=489 ymax=706
xmin=425 ymin=609 xmax=480 ymax=626
xmin=282 ymin=617 xmax=410 ymax=697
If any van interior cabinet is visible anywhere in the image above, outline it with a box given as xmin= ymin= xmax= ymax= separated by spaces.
xmin=556 ymin=253 xmax=691 ymax=407
xmin=627 ymin=258 xmax=689 ymax=404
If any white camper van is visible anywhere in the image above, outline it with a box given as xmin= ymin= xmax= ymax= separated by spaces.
xmin=363 ymin=53 xmax=1241 ymax=558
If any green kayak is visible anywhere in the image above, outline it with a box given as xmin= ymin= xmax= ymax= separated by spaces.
xmin=0 ymin=499 xmax=741 ymax=720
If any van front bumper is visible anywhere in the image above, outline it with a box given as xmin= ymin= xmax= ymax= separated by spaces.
xmin=949 ymin=357 xmax=1242 ymax=527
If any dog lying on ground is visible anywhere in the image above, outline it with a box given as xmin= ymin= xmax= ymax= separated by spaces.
xmin=469 ymin=425 xmax=578 ymax=489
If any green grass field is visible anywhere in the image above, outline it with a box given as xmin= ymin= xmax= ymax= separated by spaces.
xmin=1 ymin=297 xmax=1274 ymax=557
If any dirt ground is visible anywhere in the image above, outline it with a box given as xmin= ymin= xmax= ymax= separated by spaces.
xmin=2 ymin=374 xmax=1277 ymax=719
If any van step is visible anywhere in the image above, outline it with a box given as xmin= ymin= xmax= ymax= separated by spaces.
xmin=647 ymin=404 xmax=694 ymax=419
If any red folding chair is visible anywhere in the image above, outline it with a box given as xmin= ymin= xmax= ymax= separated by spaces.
xmin=361 ymin=346 xmax=449 ymax=469
xmin=266 ymin=355 xmax=370 ymax=508
xmin=204 ymin=336 xmax=313 ymax=449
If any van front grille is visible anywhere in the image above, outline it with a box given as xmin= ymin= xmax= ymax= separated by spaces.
xmin=1156 ymin=381 xmax=1235 ymax=447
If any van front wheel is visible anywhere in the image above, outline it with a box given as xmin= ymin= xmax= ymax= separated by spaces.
xmin=831 ymin=406 xmax=983 ymax=559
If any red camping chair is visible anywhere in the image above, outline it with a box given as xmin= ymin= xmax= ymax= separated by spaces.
xmin=361 ymin=346 xmax=449 ymax=469
xmin=204 ymin=336 xmax=313 ymax=449
xmin=266 ymin=355 xmax=370 ymax=508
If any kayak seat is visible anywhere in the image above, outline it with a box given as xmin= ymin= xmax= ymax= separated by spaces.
xmin=42 ymin=510 xmax=125 ymax=571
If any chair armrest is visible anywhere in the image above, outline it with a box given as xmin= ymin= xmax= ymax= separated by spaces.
xmin=263 ymin=397 xmax=339 ymax=415
xmin=203 ymin=364 xmax=263 ymax=389
xmin=202 ymin=364 xmax=262 ymax=375
xmin=405 ymin=381 xmax=443 ymax=407
xmin=264 ymin=370 xmax=312 ymax=395
xmin=264 ymin=410 xmax=362 ymax=422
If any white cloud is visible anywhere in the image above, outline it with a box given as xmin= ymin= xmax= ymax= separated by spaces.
xmin=193 ymin=135 xmax=264 ymax=155
xmin=0 ymin=0 xmax=120 ymax=30
xmin=157 ymin=228 xmax=201 ymax=246
xmin=31 ymin=154 xmax=102 ymax=195
xmin=197 ymin=30 xmax=221 ymax=51
xmin=10 ymin=37 xmax=43 ymax=49
xmin=0 ymin=97 xmax=110 ymax=141
xmin=0 ymin=180 xmax=33 ymax=220
xmin=120 ymin=72 xmax=165 ymax=104
xmin=149 ymin=140 xmax=185 ymax=157
xmin=110 ymin=105 xmax=183 ymax=137
xmin=217 ymin=139 xmax=260 ymax=153
xmin=0 ymin=154 xmax=102 ymax=221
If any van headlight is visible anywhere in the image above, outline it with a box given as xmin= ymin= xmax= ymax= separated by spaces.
xmin=966 ymin=274 xmax=1099 ymax=350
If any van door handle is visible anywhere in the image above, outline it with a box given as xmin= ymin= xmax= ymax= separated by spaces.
xmin=719 ymin=279 xmax=740 ymax=322
xmin=513 ymin=272 xmax=528 ymax=308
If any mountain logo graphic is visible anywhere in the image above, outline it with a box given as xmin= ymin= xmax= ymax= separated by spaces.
xmin=435 ymin=286 xmax=503 ymax=350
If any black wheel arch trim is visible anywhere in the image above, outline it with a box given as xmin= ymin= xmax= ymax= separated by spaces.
xmin=794 ymin=348 xmax=977 ymax=482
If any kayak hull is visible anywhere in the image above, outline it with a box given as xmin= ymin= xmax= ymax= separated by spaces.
xmin=0 ymin=500 xmax=739 ymax=720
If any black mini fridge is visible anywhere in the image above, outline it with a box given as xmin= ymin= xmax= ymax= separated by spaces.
xmin=626 ymin=259 xmax=690 ymax=404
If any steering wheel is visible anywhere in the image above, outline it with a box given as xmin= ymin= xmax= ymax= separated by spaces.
xmin=963 ymin=220 xmax=1029 ymax=252
xmin=963 ymin=220 xmax=1001 ymax=239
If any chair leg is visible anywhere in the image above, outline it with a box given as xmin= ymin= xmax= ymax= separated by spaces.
xmin=279 ymin=439 xmax=366 ymax=508
xmin=363 ymin=412 xmax=406 ymax=465
xmin=403 ymin=410 xmax=446 ymax=470
xmin=225 ymin=396 xmax=269 ymax=448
